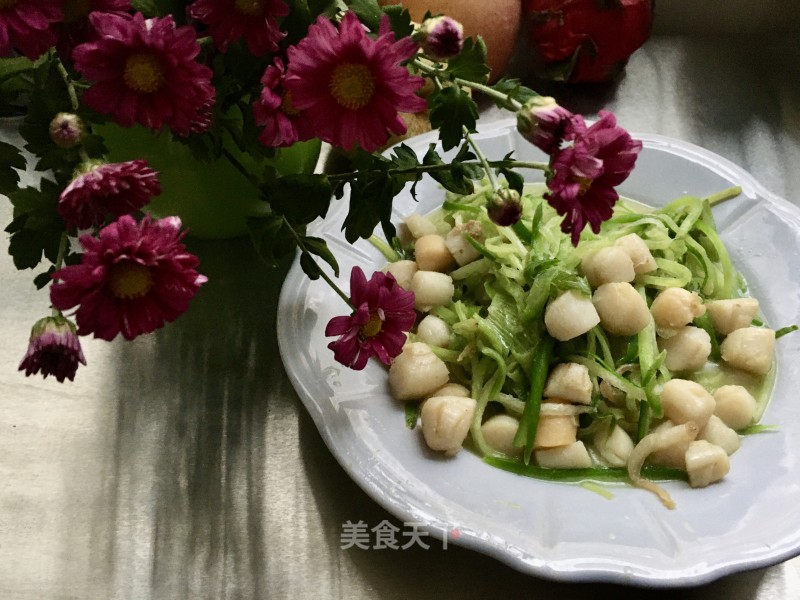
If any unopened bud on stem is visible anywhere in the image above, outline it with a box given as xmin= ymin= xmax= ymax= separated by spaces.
xmin=415 ymin=16 xmax=465 ymax=62
xmin=487 ymin=188 xmax=522 ymax=227
xmin=49 ymin=112 xmax=85 ymax=149
xmin=517 ymin=97 xmax=572 ymax=155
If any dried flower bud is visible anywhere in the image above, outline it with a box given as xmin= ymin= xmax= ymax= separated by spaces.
xmin=487 ymin=188 xmax=522 ymax=227
xmin=517 ymin=96 xmax=573 ymax=155
xmin=18 ymin=315 xmax=87 ymax=383
xmin=415 ymin=16 xmax=465 ymax=62
xmin=49 ymin=112 xmax=85 ymax=149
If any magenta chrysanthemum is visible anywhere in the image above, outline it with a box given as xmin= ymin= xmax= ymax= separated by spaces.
xmin=253 ymin=56 xmax=313 ymax=147
xmin=18 ymin=316 xmax=87 ymax=382
xmin=188 ymin=0 xmax=288 ymax=56
xmin=325 ymin=266 xmax=416 ymax=371
xmin=58 ymin=160 xmax=161 ymax=230
xmin=55 ymin=0 xmax=131 ymax=59
xmin=285 ymin=11 xmax=427 ymax=153
xmin=50 ymin=215 xmax=207 ymax=341
xmin=72 ymin=12 xmax=215 ymax=136
xmin=0 ymin=0 xmax=62 ymax=60
xmin=546 ymin=111 xmax=642 ymax=245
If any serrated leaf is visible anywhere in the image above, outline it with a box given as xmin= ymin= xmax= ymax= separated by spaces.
xmin=491 ymin=78 xmax=539 ymax=110
xmin=428 ymin=86 xmax=478 ymax=152
xmin=302 ymin=235 xmax=340 ymax=276
xmin=422 ymin=144 xmax=473 ymax=195
xmin=390 ymin=143 xmax=419 ymax=171
xmin=346 ymin=0 xmax=383 ymax=31
xmin=246 ymin=214 xmax=297 ymax=267
xmin=263 ymin=174 xmax=333 ymax=225
xmin=382 ymin=5 xmax=414 ymax=38
xmin=0 ymin=141 xmax=25 ymax=195
xmin=33 ymin=267 xmax=56 ymax=290
xmin=344 ymin=171 xmax=403 ymax=243
xmin=445 ymin=37 xmax=490 ymax=84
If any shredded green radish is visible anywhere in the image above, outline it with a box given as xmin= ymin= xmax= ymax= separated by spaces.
xmin=388 ymin=180 xmax=791 ymax=506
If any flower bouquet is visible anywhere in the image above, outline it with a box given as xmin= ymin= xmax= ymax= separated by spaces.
xmin=1 ymin=0 xmax=641 ymax=383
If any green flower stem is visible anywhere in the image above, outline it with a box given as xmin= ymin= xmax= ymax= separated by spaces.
xmin=282 ymin=217 xmax=353 ymax=309
xmin=327 ymin=160 xmax=548 ymax=183
xmin=464 ymin=126 xmax=499 ymax=191
xmin=53 ymin=53 xmax=90 ymax=163
xmin=410 ymin=59 xmax=523 ymax=111
xmin=50 ymin=232 xmax=69 ymax=317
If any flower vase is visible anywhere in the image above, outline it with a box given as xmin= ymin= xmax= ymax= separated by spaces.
xmin=95 ymin=123 xmax=321 ymax=239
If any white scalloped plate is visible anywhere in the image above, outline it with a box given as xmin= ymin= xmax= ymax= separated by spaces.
xmin=277 ymin=119 xmax=800 ymax=586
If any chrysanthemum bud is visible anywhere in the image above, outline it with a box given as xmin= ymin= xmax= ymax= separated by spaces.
xmin=517 ymin=96 xmax=573 ymax=155
xmin=487 ymin=188 xmax=522 ymax=227
xmin=415 ymin=16 xmax=465 ymax=62
xmin=18 ymin=315 xmax=87 ymax=383
xmin=49 ymin=112 xmax=86 ymax=149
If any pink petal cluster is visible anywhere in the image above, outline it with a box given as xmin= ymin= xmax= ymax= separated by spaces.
xmin=545 ymin=111 xmax=642 ymax=244
xmin=18 ymin=316 xmax=87 ymax=383
xmin=50 ymin=215 xmax=207 ymax=341
xmin=253 ymin=56 xmax=313 ymax=147
xmin=416 ymin=16 xmax=464 ymax=62
xmin=58 ymin=159 xmax=161 ymax=230
xmin=325 ymin=267 xmax=416 ymax=371
xmin=72 ymin=12 xmax=215 ymax=136
xmin=188 ymin=0 xmax=288 ymax=56
xmin=0 ymin=0 xmax=62 ymax=60
xmin=284 ymin=11 xmax=426 ymax=153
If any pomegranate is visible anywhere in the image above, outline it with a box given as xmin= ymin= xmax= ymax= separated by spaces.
xmin=523 ymin=0 xmax=654 ymax=83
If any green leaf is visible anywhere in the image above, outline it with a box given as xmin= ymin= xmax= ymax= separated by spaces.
xmin=346 ymin=0 xmax=383 ymax=31
xmin=445 ymin=37 xmax=490 ymax=84
xmin=491 ymin=78 xmax=539 ymax=110
xmin=428 ymin=86 xmax=478 ymax=151
xmin=0 ymin=141 xmax=25 ymax=195
xmin=33 ymin=267 xmax=56 ymax=290
xmin=300 ymin=252 xmax=322 ymax=280
xmin=382 ymin=5 xmax=414 ymax=38
xmin=302 ymin=235 xmax=340 ymax=276
xmin=344 ymin=170 xmax=403 ymax=243
xmin=500 ymin=168 xmax=524 ymax=195
xmin=262 ymin=174 xmax=333 ymax=225
xmin=422 ymin=144 xmax=474 ymax=195
xmin=246 ymin=214 xmax=298 ymax=267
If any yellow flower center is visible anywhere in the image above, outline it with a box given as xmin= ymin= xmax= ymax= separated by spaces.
xmin=360 ymin=313 xmax=383 ymax=338
xmin=63 ymin=0 xmax=91 ymax=23
xmin=281 ymin=90 xmax=300 ymax=117
xmin=0 ymin=0 xmax=18 ymax=9
xmin=108 ymin=262 xmax=154 ymax=299
xmin=123 ymin=53 xmax=166 ymax=94
xmin=576 ymin=176 xmax=593 ymax=195
xmin=329 ymin=63 xmax=375 ymax=111
xmin=234 ymin=0 xmax=265 ymax=16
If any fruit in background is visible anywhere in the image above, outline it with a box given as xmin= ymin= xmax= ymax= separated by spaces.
xmin=523 ymin=0 xmax=654 ymax=83
xmin=378 ymin=0 xmax=522 ymax=82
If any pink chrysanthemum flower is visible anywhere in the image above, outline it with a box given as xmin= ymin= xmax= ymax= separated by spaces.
xmin=188 ymin=0 xmax=288 ymax=56
xmin=253 ymin=56 xmax=313 ymax=147
xmin=18 ymin=315 xmax=87 ymax=382
xmin=0 ymin=0 xmax=62 ymax=60
xmin=55 ymin=0 xmax=130 ymax=59
xmin=58 ymin=160 xmax=162 ymax=230
xmin=50 ymin=215 xmax=207 ymax=341
xmin=325 ymin=266 xmax=416 ymax=371
xmin=72 ymin=12 xmax=215 ymax=136
xmin=285 ymin=11 xmax=427 ymax=153
xmin=546 ymin=111 xmax=642 ymax=245
xmin=416 ymin=16 xmax=464 ymax=62
xmin=517 ymin=96 xmax=574 ymax=155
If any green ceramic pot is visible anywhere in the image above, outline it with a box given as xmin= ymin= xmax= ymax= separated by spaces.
xmin=95 ymin=123 xmax=321 ymax=239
